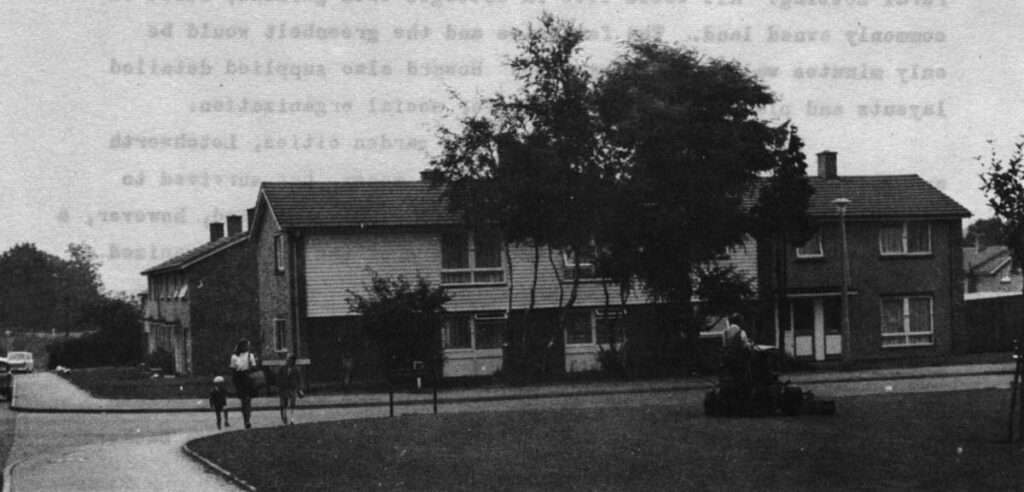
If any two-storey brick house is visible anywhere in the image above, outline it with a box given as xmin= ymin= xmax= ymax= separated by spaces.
xmin=250 ymin=177 xmax=759 ymax=381
xmin=764 ymin=152 xmax=971 ymax=362
xmin=141 ymin=214 xmax=258 ymax=375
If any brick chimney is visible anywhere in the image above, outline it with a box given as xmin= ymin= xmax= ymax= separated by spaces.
xmin=419 ymin=169 xmax=442 ymax=182
xmin=209 ymin=222 xmax=224 ymax=242
xmin=817 ymin=151 xmax=838 ymax=179
xmin=246 ymin=207 xmax=256 ymax=231
xmin=226 ymin=215 xmax=243 ymax=236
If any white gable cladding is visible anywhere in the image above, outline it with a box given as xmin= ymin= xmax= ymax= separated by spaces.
xmin=304 ymin=232 xmax=759 ymax=318
xmin=305 ymin=232 xmax=441 ymax=317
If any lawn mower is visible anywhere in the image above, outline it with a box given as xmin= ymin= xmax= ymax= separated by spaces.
xmin=703 ymin=346 xmax=835 ymax=417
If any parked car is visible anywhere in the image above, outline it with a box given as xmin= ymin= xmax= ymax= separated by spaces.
xmin=0 ymin=359 xmax=11 ymax=400
xmin=6 ymin=351 xmax=34 ymax=373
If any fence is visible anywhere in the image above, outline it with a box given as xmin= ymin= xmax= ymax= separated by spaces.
xmin=963 ymin=293 xmax=1024 ymax=353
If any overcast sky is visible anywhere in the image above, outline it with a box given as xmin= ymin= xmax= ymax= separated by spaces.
xmin=1 ymin=0 xmax=1020 ymax=293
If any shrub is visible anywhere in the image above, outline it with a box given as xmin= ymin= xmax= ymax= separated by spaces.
xmin=145 ymin=348 xmax=174 ymax=374
xmin=346 ymin=273 xmax=450 ymax=376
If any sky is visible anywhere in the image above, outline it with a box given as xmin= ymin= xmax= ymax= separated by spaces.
xmin=1 ymin=0 xmax=1021 ymax=294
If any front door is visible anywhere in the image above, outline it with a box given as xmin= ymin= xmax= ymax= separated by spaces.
xmin=788 ymin=297 xmax=842 ymax=361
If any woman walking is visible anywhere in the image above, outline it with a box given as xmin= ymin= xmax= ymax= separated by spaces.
xmin=230 ymin=339 xmax=257 ymax=428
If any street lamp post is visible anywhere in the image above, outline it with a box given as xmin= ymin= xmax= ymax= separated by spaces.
xmin=832 ymin=198 xmax=852 ymax=360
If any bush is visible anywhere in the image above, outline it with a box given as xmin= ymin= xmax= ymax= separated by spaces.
xmin=145 ymin=348 xmax=174 ymax=374
xmin=47 ymin=298 xmax=144 ymax=369
xmin=346 ymin=273 xmax=450 ymax=376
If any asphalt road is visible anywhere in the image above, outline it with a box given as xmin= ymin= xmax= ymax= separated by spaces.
xmin=2 ymin=371 xmax=1014 ymax=491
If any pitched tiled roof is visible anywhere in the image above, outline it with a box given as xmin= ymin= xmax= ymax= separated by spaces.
xmin=261 ymin=174 xmax=967 ymax=231
xmin=260 ymin=181 xmax=459 ymax=228
xmin=803 ymin=175 xmax=970 ymax=218
xmin=963 ymin=245 xmax=1011 ymax=274
xmin=141 ymin=232 xmax=247 ymax=275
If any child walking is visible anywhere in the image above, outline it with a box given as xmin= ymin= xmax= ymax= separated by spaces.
xmin=209 ymin=376 xmax=230 ymax=430
xmin=277 ymin=354 xmax=302 ymax=425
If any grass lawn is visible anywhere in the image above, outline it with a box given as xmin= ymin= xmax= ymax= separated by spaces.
xmin=189 ymin=389 xmax=1024 ymax=491
xmin=60 ymin=366 xmax=215 ymax=399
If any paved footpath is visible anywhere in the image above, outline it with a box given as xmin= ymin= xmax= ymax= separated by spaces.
xmin=4 ymin=362 xmax=1017 ymax=491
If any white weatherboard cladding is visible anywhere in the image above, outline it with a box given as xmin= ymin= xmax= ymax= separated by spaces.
xmin=305 ymin=232 xmax=441 ymax=318
xmin=304 ymin=232 xmax=759 ymax=318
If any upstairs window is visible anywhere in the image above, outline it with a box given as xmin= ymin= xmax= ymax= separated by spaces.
xmin=879 ymin=222 xmax=931 ymax=256
xmin=562 ymin=249 xmax=598 ymax=280
xmin=795 ymin=230 xmax=823 ymax=258
xmin=441 ymin=230 xmax=504 ymax=285
xmin=274 ymin=234 xmax=286 ymax=273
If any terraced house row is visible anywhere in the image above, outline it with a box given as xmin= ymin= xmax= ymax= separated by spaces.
xmin=141 ymin=151 xmax=970 ymax=381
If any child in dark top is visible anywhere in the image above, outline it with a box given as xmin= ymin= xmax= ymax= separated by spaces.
xmin=277 ymin=354 xmax=303 ymax=425
xmin=209 ymin=376 xmax=230 ymax=430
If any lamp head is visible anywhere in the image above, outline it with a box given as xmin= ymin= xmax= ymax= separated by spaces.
xmin=832 ymin=197 xmax=851 ymax=213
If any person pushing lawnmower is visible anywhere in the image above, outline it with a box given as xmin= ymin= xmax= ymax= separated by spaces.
xmin=704 ymin=314 xmax=835 ymax=417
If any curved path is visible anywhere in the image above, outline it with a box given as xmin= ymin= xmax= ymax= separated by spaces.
xmin=3 ymin=364 xmax=1015 ymax=491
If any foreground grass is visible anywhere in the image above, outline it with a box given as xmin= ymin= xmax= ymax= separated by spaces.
xmin=189 ymin=389 xmax=1024 ymax=491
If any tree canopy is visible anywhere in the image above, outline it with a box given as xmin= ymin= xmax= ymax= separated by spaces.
xmin=346 ymin=273 xmax=451 ymax=373
xmin=963 ymin=216 xmax=1007 ymax=248
xmin=0 ymin=242 xmax=105 ymax=334
xmin=431 ymin=14 xmax=813 ymax=371
xmin=978 ymin=137 xmax=1024 ymax=296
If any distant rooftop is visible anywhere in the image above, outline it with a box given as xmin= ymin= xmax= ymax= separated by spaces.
xmin=141 ymin=232 xmax=247 ymax=276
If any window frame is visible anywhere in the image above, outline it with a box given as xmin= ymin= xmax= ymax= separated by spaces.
xmin=472 ymin=312 xmax=507 ymax=350
xmin=441 ymin=312 xmax=508 ymax=351
xmin=879 ymin=295 xmax=934 ymax=348
xmin=440 ymin=231 xmax=505 ymax=286
xmin=274 ymin=234 xmax=286 ymax=273
xmin=878 ymin=221 xmax=932 ymax=256
xmin=273 ymin=318 xmax=288 ymax=353
xmin=595 ymin=308 xmax=628 ymax=347
xmin=441 ymin=314 xmax=473 ymax=350
xmin=564 ymin=310 xmax=595 ymax=346
xmin=562 ymin=250 xmax=600 ymax=281
xmin=795 ymin=230 xmax=824 ymax=259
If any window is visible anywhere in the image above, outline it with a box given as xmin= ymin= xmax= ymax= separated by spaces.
xmin=274 ymin=234 xmax=286 ymax=273
xmin=273 ymin=318 xmax=287 ymax=352
xmin=174 ymin=283 xmax=189 ymax=300
xmin=796 ymin=230 xmax=823 ymax=258
xmin=441 ymin=230 xmax=504 ymax=285
xmin=442 ymin=315 xmax=472 ymax=349
xmin=565 ymin=311 xmax=593 ymax=345
xmin=442 ymin=312 xmax=506 ymax=350
xmin=595 ymin=308 xmax=627 ymax=345
xmin=880 ymin=296 xmax=933 ymax=347
xmin=563 ymin=248 xmax=598 ymax=280
xmin=879 ymin=222 xmax=931 ymax=255
xmin=473 ymin=312 xmax=506 ymax=349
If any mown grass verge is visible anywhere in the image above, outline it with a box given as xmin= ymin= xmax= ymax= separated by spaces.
xmin=189 ymin=389 xmax=1024 ymax=491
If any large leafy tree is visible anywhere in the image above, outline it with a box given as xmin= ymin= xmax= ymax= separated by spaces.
xmin=749 ymin=125 xmax=816 ymax=351
xmin=431 ymin=13 xmax=610 ymax=379
xmin=595 ymin=40 xmax=791 ymax=365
